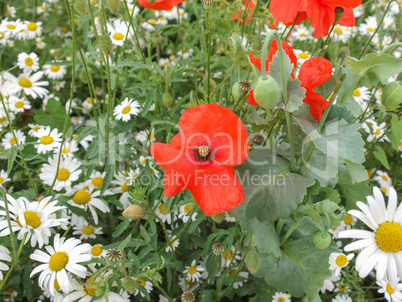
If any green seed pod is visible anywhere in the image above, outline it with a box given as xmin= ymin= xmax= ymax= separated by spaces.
xmin=162 ymin=91 xmax=174 ymax=108
xmin=396 ymin=14 xmax=402 ymax=37
xmin=122 ymin=277 xmax=137 ymax=294
xmin=74 ymin=0 xmax=87 ymax=16
xmin=382 ymin=81 xmax=402 ymax=110
xmin=122 ymin=204 xmax=147 ymax=220
xmin=99 ymin=33 xmax=113 ymax=56
xmin=245 ymin=249 xmax=261 ymax=274
xmin=210 ymin=213 xmax=225 ymax=223
xmin=105 ymin=0 xmax=121 ymax=14
xmin=232 ymin=81 xmax=240 ymax=101
xmin=253 ymin=75 xmax=280 ymax=110
xmin=313 ymin=230 xmax=332 ymax=250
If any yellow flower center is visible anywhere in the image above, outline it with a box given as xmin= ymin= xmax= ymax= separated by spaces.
xmin=298 ymin=52 xmax=309 ymax=59
xmin=92 ymin=177 xmax=103 ymax=187
xmin=87 ymin=98 xmax=92 ymax=104
xmin=149 ymin=20 xmax=156 ymax=25
xmin=27 ymin=22 xmax=38 ymax=31
xmin=73 ymin=191 xmax=91 ymax=205
xmin=62 ymin=27 xmax=68 ymax=33
xmin=49 ymin=252 xmax=69 ymax=271
xmin=374 ymin=129 xmax=381 ymax=135
xmin=10 ymin=138 xmax=17 ymax=145
xmin=54 ymin=280 xmax=60 ymax=291
xmin=57 ymin=168 xmax=70 ymax=181
xmin=61 ymin=147 xmax=71 ymax=154
xmin=299 ymin=33 xmax=307 ymax=37
xmin=0 ymin=177 xmax=4 ymax=184
xmin=344 ymin=214 xmax=352 ymax=225
xmin=122 ymin=106 xmax=131 ymax=114
xmin=25 ymin=57 xmax=34 ymax=66
xmin=40 ymin=135 xmax=54 ymax=145
xmin=382 ymin=187 xmax=388 ymax=194
xmin=92 ymin=245 xmax=103 ymax=256
xmin=4 ymin=288 xmax=14 ymax=295
xmin=137 ymin=279 xmax=146 ymax=287
xmin=7 ymin=24 xmax=16 ymax=30
xmin=335 ymin=254 xmax=348 ymax=267
xmin=33 ymin=126 xmax=40 ymax=131
xmin=0 ymin=117 xmax=6 ymax=122
xmin=160 ymin=203 xmax=171 ymax=214
xmin=223 ymin=251 xmax=233 ymax=260
xmin=50 ymin=65 xmax=60 ymax=72
xmin=381 ymin=175 xmax=389 ymax=181
xmin=334 ymin=27 xmax=343 ymax=35
xmin=188 ymin=266 xmax=197 ymax=274
xmin=85 ymin=277 xmax=96 ymax=296
xmin=122 ymin=182 xmax=128 ymax=192
xmin=278 ymin=298 xmax=285 ymax=302
xmin=164 ymin=61 xmax=170 ymax=66
xmin=386 ymin=283 xmax=395 ymax=295
xmin=0 ymin=32 xmax=4 ymax=39
xmin=367 ymin=27 xmax=375 ymax=32
xmin=113 ymin=33 xmax=124 ymax=40
xmin=184 ymin=205 xmax=192 ymax=213
xmin=83 ymin=225 xmax=94 ymax=235
xmin=353 ymin=89 xmax=361 ymax=97
xmin=18 ymin=211 xmax=41 ymax=228
xmin=15 ymin=101 xmax=24 ymax=108
xmin=338 ymin=284 xmax=345 ymax=291
xmin=376 ymin=222 xmax=402 ymax=252
xmin=229 ymin=269 xmax=238 ymax=276
xmin=19 ymin=78 xmax=32 ymax=88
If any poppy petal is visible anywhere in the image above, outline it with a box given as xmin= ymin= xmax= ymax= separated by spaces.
xmin=337 ymin=7 xmax=356 ymax=27
xmin=303 ymin=88 xmax=329 ymax=121
xmin=162 ymin=171 xmax=188 ymax=197
xmin=150 ymin=142 xmax=195 ymax=175
xmin=299 ymin=57 xmax=332 ymax=89
xmin=321 ymin=0 xmax=362 ymax=8
xmin=138 ymin=0 xmax=183 ymax=11
xmin=247 ymin=90 xmax=260 ymax=106
xmin=270 ymin=0 xmax=305 ymax=25
xmin=187 ymin=166 xmax=245 ymax=216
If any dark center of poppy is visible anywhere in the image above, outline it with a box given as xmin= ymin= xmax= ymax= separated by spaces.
xmin=192 ymin=143 xmax=212 ymax=162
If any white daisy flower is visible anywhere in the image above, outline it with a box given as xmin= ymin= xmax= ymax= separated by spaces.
xmin=90 ymin=244 xmax=107 ymax=259
xmin=34 ymin=126 xmax=62 ymax=154
xmin=177 ymin=8 xmax=188 ymax=20
xmin=1 ymin=130 xmax=26 ymax=149
xmin=28 ymin=123 xmax=43 ymax=136
xmin=16 ymin=21 xmax=42 ymax=40
xmin=332 ymin=294 xmax=352 ymax=302
xmin=328 ymin=252 xmax=354 ymax=276
xmin=82 ymin=97 xmax=94 ymax=113
xmin=139 ymin=155 xmax=153 ymax=166
xmin=8 ymin=96 xmax=31 ymax=113
xmin=165 ymin=231 xmax=180 ymax=253
xmin=6 ymin=6 xmax=16 ymax=17
xmin=70 ymin=116 xmax=84 ymax=126
xmin=320 ymin=272 xmax=341 ymax=293
xmin=183 ymin=260 xmax=205 ymax=283
xmin=0 ymin=170 xmax=11 ymax=188
xmin=135 ymin=129 xmax=155 ymax=146
xmin=331 ymin=26 xmax=352 ymax=43
xmin=374 ymin=171 xmax=392 ymax=188
xmin=221 ymin=246 xmax=241 ymax=267
xmin=367 ymin=122 xmax=388 ymax=142
xmin=1 ymin=19 xmax=24 ymax=37
xmin=41 ymin=279 xmax=65 ymax=301
xmin=113 ymin=97 xmax=141 ymax=122
xmin=377 ymin=277 xmax=402 ymax=302
xmin=0 ymin=245 xmax=11 ymax=280
xmin=3 ymin=71 xmax=49 ymax=99
xmin=0 ymin=195 xmax=67 ymax=248
xmin=155 ymin=201 xmax=177 ymax=225
xmin=72 ymin=218 xmax=103 ymax=240
xmin=358 ymin=16 xmax=378 ymax=36
xmin=43 ymin=62 xmax=67 ymax=80
xmin=17 ymin=52 xmax=40 ymax=72
xmin=133 ymin=278 xmax=153 ymax=297
xmin=30 ymin=234 xmax=92 ymax=296
xmin=107 ymin=19 xmax=132 ymax=47
xmin=86 ymin=171 xmax=106 ymax=190
xmin=73 ymin=134 xmax=94 ymax=150
xmin=353 ymin=86 xmax=371 ymax=106
xmin=158 ymin=58 xmax=171 ymax=66
xmin=228 ymin=267 xmax=248 ymax=289
xmin=338 ymin=187 xmax=402 ymax=288
xmin=53 ymin=139 xmax=79 ymax=158
xmin=272 ymin=292 xmax=291 ymax=302
xmin=141 ymin=20 xmax=157 ymax=31
xmin=178 ymin=204 xmax=197 ymax=223
xmin=293 ymin=49 xmax=310 ymax=66
xmin=178 ymin=275 xmax=200 ymax=291
xmin=225 ymin=212 xmax=236 ymax=222
xmin=54 ymin=81 xmax=66 ymax=91
xmin=39 ymin=155 xmax=82 ymax=191
xmin=343 ymin=213 xmax=357 ymax=228
xmin=127 ymin=168 xmax=141 ymax=186
xmin=292 ymin=24 xmax=312 ymax=41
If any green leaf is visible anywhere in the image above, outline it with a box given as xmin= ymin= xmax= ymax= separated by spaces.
xmin=113 ymin=219 xmax=130 ymax=237
xmin=101 ymin=163 xmax=115 ymax=195
xmin=338 ymin=172 xmax=372 ymax=210
xmin=389 ymin=114 xmax=402 ymax=149
xmin=374 ymin=146 xmax=390 ymax=170
xmin=33 ymin=99 xmax=69 ymax=131
xmin=382 ymin=81 xmax=402 ymax=110
xmin=247 ymin=218 xmax=281 ymax=257
xmin=7 ymin=147 xmax=17 ymax=174
xmin=228 ymin=33 xmax=249 ymax=67
xmin=119 ymin=234 xmax=132 ymax=250
xmin=344 ymin=160 xmax=369 ymax=183
xmin=348 ymin=54 xmax=402 ymax=88
xmin=142 ymin=89 xmax=155 ymax=117
xmin=286 ymin=79 xmax=306 ymax=113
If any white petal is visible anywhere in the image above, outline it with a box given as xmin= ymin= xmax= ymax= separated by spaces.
xmin=344 ymin=238 xmax=376 ymax=252
xmin=387 ymin=187 xmax=398 ymax=221
xmin=375 ymin=251 xmax=388 ymax=281
xmin=338 ymin=229 xmax=374 ymax=239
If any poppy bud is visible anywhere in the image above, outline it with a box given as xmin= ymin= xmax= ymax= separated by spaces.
xmin=105 ymin=0 xmax=120 ymax=14
xmin=334 ymin=7 xmax=344 ymax=22
xmin=123 ymin=204 xmax=147 ymax=220
xmin=211 ymin=213 xmax=225 ymax=223
xmin=232 ymin=81 xmax=240 ymax=100
xmin=99 ymin=33 xmax=113 ymax=56
xmin=313 ymin=230 xmax=331 ymax=249
xmin=245 ymin=249 xmax=261 ymax=274
xmin=122 ymin=277 xmax=137 ymax=294
xmin=162 ymin=91 xmax=174 ymax=108
xmin=253 ymin=75 xmax=280 ymax=110
xmin=74 ymin=0 xmax=87 ymax=15
xmin=396 ymin=14 xmax=402 ymax=36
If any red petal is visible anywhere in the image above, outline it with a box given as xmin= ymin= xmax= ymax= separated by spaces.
xmin=150 ymin=142 xmax=195 ymax=175
xmin=270 ymin=0 xmax=305 ymax=25
xmin=177 ymin=104 xmax=250 ymax=166
xmin=187 ymin=166 xmax=245 ymax=216
xmin=321 ymin=0 xmax=362 ymax=8
xmin=247 ymin=90 xmax=260 ymax=106
xmin=299 ymin=57 xmax=332 ymax=89
xmin=138 ymin=0 xmax=183 ymax=10
xmin=337 ymin=7 xmax=356 ymax=27
xmin=162 ymin=171 xmax=188 ymax=197
xmin=303 ymin=88 xmax=329 ymax=121
xmin=250 ymin=53 xmax=263 ymax=73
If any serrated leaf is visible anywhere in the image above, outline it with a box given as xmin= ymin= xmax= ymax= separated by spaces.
xmin=286 ymin=79 xmax=306 ymax=113
xmin=382 ymin=81 xmax=402 ymax=110
xmin=229 ymin=33 xmax=249 ymax=67
xmin=374 ymin=146 xmax=390 ymax=170
xmin=348 ymin=54 xmax=402 ymax=88
xmin=344 ymin=159 xmax=369 ymax=183
xmin=338 ymin=171 xmax=372 ymax=210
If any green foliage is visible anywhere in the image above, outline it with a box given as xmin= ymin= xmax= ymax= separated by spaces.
xmin=33 ymin=98 xmax=70 ymax=131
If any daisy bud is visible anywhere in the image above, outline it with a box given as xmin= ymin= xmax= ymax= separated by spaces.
xmin=334 ymin=7 xmax=344 ymax=22
xmin=123 ymin=204 xmax=147 ymax=220
xmin=396 ymin=14 xmax=402 ymax=36
xmin=131 ymin=185 xmax=147 ymax=201
xmin=253 ymin=75 xmax=280 ymax=110
xmin=162 ymin=92 xmax=174 ymax=108
xmin=99 ymin=33 xmax=113 ymax=56
xmin=105 ymin=0 xmax=121 ymax=14
xmin=74 ymin=0 xmax=87 ymax=16
xmin=122 ymin=277 xmax=137 ymax=294
xmin=181 ymin=290 xmax=196 ymax=302
xmin=212 ymin=242 xmax=224 ymax=255
xmin=251 ymin=133 xmax=264 ymax=144
xmin=106 ymin=248 xmax=123 ymax=262
xmin=210 ymin=213 xmax=225 ymax=223
xmin=245 ymin=249 xmax=261 ymax=274
xmin=313 ymin=230 xmax=331 ymax=250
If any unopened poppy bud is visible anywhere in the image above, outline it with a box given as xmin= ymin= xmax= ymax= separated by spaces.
xmin=181 ymin=290 xmax=196 ymax=302
xmin=334 ymin=7 xmax=344 ymax=22
xmin=105 ymin=0 xmax=120 ymax=14
xmin=211 ymin=213 xmax=225 ymax=223
xmin=251 ymin=133 xmax=264 ymax=144
xmin=232 ymin=81 xmax=240 ymax=101
xmin=162 ymin=91 xmax=174 ymax=108
xmin=245 ymin=249 xmax=261 ymax=274
xmin=74 ymin=0 xmax=87 ymax=16
xmin=123 ymin=204 xmax=147 ymax=220
xmin=313 ymin=230 xmax=331 ymax=250
xmin=99 ymin=34 xmax=113 ymax=56
xmin=253 ymin=75 xmax=280 ymax=110
xmin=212 ymin=242 xmax=224 ymax=255
xmin=396 ymin=14 xmax=402 ymax=36
xmin=122 ymin=277 xmax=137 ymax=294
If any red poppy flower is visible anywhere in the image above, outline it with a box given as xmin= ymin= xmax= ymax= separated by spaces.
xmin=232 ymin=0 xmax=257 ymax=24
xmin=270 ymin=0 xmax=362 ymax=37
xmin=150 ymin=104 xmax=250 ymax=216
xmin=298 ymin=57 xmax=332 ymax=121
xmin=138 ymin=0 xmax=183 ymax=11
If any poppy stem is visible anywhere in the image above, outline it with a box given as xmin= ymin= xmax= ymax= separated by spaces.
xmin=317 ymin=22 xmax=336 ymax=57
xmin=205 ymin=10 xmax=212 ymax=103
xmin=282 ymin=12 xmax=301 ymax=42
